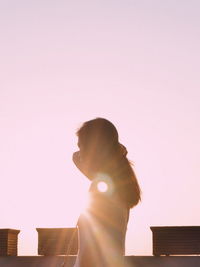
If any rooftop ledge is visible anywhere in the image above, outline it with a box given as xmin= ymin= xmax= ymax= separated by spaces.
xmin=0 ymin=255 xmax=200 ymax=267
xmin=1 ymin=227 xmax=200 ymax=266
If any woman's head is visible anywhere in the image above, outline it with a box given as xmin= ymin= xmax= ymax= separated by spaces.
xmin=76 ymin=117 xmax=141 ymax=208
xmin=77 ymin=118 xmax=120 ymax=161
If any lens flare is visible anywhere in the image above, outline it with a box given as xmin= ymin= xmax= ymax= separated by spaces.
xmin=97 ymin=181 xmax=108 ymax=192
xmin=92 ymin=173 xmax=114 ymax=196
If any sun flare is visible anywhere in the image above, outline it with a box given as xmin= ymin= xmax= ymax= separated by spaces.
xmin=97 ymin=181 xmax=108 ymax=192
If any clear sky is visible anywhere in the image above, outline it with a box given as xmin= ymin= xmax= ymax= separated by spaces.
xmin=0 ymin=0 xmax=200 ymax=256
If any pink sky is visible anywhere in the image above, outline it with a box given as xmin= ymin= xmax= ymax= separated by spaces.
xmin=0 ymin=0 xmax=200 ymax=256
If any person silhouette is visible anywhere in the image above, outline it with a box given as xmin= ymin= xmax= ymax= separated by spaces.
xmin=73 ymin=118 xmax=141 ymax=267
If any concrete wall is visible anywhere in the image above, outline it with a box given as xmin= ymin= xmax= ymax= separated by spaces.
xmin=0 ymin=256 xmax=200 ymax=267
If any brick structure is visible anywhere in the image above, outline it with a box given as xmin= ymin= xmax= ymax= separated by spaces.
xmin=151 ymin=226 xmax=200 ymax=256
xmin=0 ymin=229 xmax=20 ymax=256
xmin=36 ymin=228 xmax=78 ymax=256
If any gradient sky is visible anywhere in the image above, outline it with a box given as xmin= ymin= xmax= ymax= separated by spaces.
xmin=0 ymin=0 xmax=200 ymax=256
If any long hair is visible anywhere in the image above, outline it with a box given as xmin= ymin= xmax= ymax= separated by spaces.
xmin=76 ymin=118 xmax=141 ymax=208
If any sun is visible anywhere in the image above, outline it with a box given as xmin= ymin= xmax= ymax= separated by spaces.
xmin=97 ymin=181 xmax=108 ymax=192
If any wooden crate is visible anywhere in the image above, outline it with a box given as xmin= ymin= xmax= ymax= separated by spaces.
xmin=36 ymin=228 xmax=78 ymax=255
xmin=150 ymin=226 xmax=200 ymax=256
xmin=0 ymin=229 xmax=20 ymax=256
